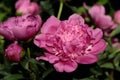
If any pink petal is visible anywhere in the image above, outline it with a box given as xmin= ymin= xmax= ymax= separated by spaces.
xmin=29 ymin=2 xmax=41 ymax=14
xmin=34 ymin=34 xmax=47 ymax=48
xmin=68 ymin=14 xmax=84 ymax=25
xmin=41 ymin=16 xmax=60 ymax=34
xmin=54 ymin=61 xmax=78 ymax=72
xmin=36 ymin=53 xmax=59 ymax=64
xmin=89 ymin=4 xmax=105 ymax=18
xmin=0 ymin=27 xmax=15 ymax=40
xmin=36 ymin=56 xmax=48 ymax=61
xmin=64 ymin=61 xmax=78 ymax=73
xmin=92 ymin=28 xmax=103 ymax=43
xmin=95 ymin=15 xmax=114 ymax=30
xmin=76 ymin=54 xmax=98 ymax=64
xmin=89 ymin=39 xmax=107 ymax=54
xmin=15 ymin=0 xmax=30 ymax=9
xmin=34 ymin=34 xmax=55 ymax=53
xmin=54 ymin=62 xmax=64 ymax=72
xmin=114 ymin=10 xmax=120 ymax=24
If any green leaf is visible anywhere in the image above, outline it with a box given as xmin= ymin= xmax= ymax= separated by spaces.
xmin=108 ymin=49 xmax=120 ymax=59
xmin=73 ymin=76 xmax=98 ymax=80
xmin=100 ymin=63 xmax=114 ymax=69
xmin=42 ymin=68 xmax=54 ymax=78
xmin=113 ymin=53 xmax=120 ymax=68
xmin=40 ymin=0 xmax=54 ymax=15
xmin=29 ymin=58 xmax=46 ymax=70
xmin=0 ymin=71 xmax=9 ymax=76
xmin=20 ymin=59 xmax=29 ymax=71
xmin=1 ymin=74 xmax=24 ymax=80
xmin=97 ymin=0 xmax=108 ymax=5
xmin=29 ymin=59 xmax=39 ymax=73
xmin=0 ymin=13 xmax=7 ymax=22
xmin=110 ymin=25 xmax=120 ymax=37
xmin=76 ymin=7 xmax=85 ymax=14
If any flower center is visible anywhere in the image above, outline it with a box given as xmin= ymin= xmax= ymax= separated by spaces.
xmin=52 ymin=23 xmax=91 ymax=60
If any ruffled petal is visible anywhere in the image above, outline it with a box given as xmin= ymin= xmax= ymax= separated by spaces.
xmin=54 ymin=62 xmax=64 ymax=72
xmin=0 ymin=27 xmax=15 ymax=40
xmin=76 ymin=54 xmax=98 ymax=64
xmin=64 ymin=61 xmax=78 ymax=73
xmin=54 ymin=60 xmax=78 ymax=72
xmin=41 ymin=16 xmax=60 ymax=34
xmin=89 ymin=39 xmax=107 ymax=54
xmin=34 ymin=34 xmax=47 ymax=48
xmin=34 ymin=34 xmax=56 ymax=53
xmin=36 ymin=53 xmax=59 ymax=64
xmin=92 ymin=28 xmax=103 ymax=43
xmin=68 ymin=14 xmax=84 ymax=25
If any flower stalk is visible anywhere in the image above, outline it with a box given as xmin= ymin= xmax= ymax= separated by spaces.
xmin=27 ymin=47 xmax=31 ymax=59
xmin=57 ymin=0 xmax=64 ymax=19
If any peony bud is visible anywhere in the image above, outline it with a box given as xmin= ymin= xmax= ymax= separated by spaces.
xmin=89 ymin=4 xmax=105 ymax=18
xmin=15 ymin=0 xmax=41 ymax=15
xmin=0 ymin=14 xmax=42 ymax=41
xmin=89 ymin=4 xmax=116 ymax=30
xmin=5 ymin=41 xmax=23 ymax=62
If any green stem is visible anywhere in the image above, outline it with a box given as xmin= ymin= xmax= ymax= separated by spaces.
xmin=57 ymin=0 xmax=63 ymax=19
xmin=110 ymin=70 xmax=114 ymax=80
xmin=27 ymin=47 xmax=31 ymax=59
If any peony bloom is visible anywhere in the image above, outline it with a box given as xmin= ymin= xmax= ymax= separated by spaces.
xmin=89 ymin=4 xmax=116 ymax=30
xmin=15 ymin=0 xmax=41 ymax=15
xmin=114 ymin=10 xmax=120 ymax=24
xmin=34 ymin=14 xmax=107 ymax=72
xmin=5 ymin=41 xmax=23 ymax=62
xmin=0 ymin=14 xmax=42 ymax=41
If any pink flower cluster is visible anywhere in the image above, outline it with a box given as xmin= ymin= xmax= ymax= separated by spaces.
xmin=34 ymin=14 xmax=107 ymax=72
xmin=0 ymin=0 xmax=107 ymax=72
xmin=89 ymin=4 xmax=116 ymax=30
xmin=15 ymin=0 xmax=41 ymax=15
xmin=0 ymin=14 xmax=42 ymax=41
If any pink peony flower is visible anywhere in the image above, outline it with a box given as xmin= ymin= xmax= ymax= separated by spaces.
xmin=89 ymin=4 xmax=116 ymax=30
xmin=5 ymin=41 xmax=23 ymax=62
xmin=34 ymin=14 xmax=107 ymax=72
xmin=0 ymin=14 xmax=42 ymax=41
xmin=15 ymin=0 xmax=41 ymax=15
xmin=114 ymin=10 xmax=120 ymax=24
